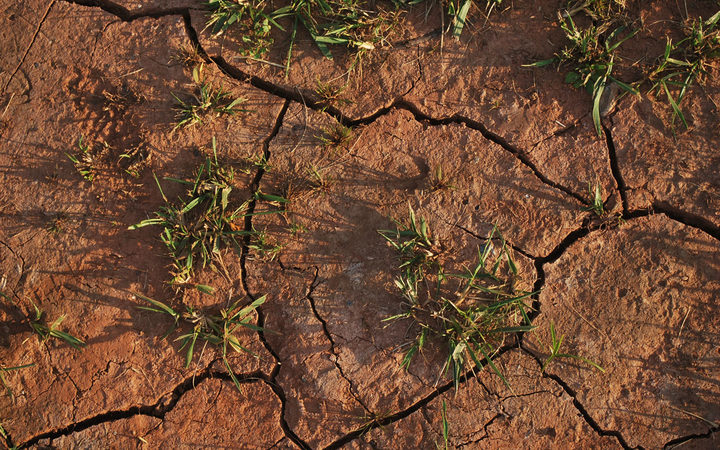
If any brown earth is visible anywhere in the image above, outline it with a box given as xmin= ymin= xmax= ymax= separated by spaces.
xmin=1 ymin=0 xmax=719 ymax=448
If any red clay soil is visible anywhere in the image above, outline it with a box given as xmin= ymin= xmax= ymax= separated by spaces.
xmin=1 ymin=0 xmax=719 ymax=449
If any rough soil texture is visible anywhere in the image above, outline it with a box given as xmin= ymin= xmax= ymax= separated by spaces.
xmin=1 ymin=0 xmax=719 ymax=449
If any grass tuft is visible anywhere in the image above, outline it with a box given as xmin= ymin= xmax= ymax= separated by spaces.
xmin=379 ymin=206 xmax=535 ymax=391
xmin=134 ymin=287 xmax=266 ymax=391
xmin=648 ymin=12 xmax=720 ymax=129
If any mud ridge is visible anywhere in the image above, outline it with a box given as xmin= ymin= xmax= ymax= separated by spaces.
xmin=663 ymin=427 xmax=720 ymax=449
xmin=520 ymin=347 xmax=638 ymax=450
xmin=305 ymin=267 xmax=373 ymax=414
xmin=62 ymin=0 xmax=196 ymax=21
xmin=322 ymin=343 xmax=517 ymax=450
xmin=17 ymin=366 xmax=268 ymax=448
xmin=180 ymin=16 xmax=589 ymax=208
xmin=602 ymin=124 xmax=629 ymax=215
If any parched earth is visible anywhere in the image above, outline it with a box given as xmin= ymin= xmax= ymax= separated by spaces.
xmin=1 ymin=0 xmax=719 ymax=448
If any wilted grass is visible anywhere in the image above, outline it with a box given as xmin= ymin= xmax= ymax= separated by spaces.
xmin=379 ymin=206 xmax=535 ymax=391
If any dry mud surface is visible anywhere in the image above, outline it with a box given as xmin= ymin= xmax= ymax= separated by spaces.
xmin=1 ymin=0 xmax=719 ymax=448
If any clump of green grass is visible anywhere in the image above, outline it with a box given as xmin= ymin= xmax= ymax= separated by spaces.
xmin=315 ymin=78 xmax=351 ymax=109
xmin=429 ymin=165 xmax=455 ymax=192
xmin=527 ymin=13 xmax=638 ymax=135
xmin=29 ymin=301 xmax=86 ymax=350
xmin=583 ymin=182 xmax=605 ymax=217
xmin=648 ymin=11 xmax=720 ymax=128
xmin=379 ymin=206 xmax=535 ymax=391
xmin=173 ymin=65 xmax=246 ymax=130
xmin=135 ymin=287 xmax=265 ymax=390
xmin=206 ymin=0 xmax=401 ymax=76
xmin=445 ymin=0 xmax=504 ymax=38
xmin=130 ymin=139 xmax=251 ymax=283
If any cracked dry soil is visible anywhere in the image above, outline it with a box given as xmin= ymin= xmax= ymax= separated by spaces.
xmin=1 ymin=0 xmax=719 ymax=448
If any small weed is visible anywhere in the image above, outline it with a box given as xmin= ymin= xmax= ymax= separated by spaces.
xmin=173 ymin=44 xmax=205 ymax=69
xmin=118 ymin=145 xmax=151 ymax=179
xmin=129 ymin=139 xmax=251 ymax=283
xmin=46 ymin=213 xmax=69 ymax=234
xmin=287 ymin=221 xmax=307 ymax=236
xmin=438 ymin=399 xmax=449 ymax=449
xmin=583 ymin=182 xmax=605 ymax=216
xmin=317 ymin=123 xmax=353 ymax=150
xmin=173 ymin=65 xmax=246 ymax=130
xmin=429 ymin=165 xmax=455 ymax=192
xmin=541 ymin=321 xmax=605 ymax=373
xmin=527 ymin=14 xmax=638 ymax=135
xmin=315 ymin=79 xmax=351 ymax=108
xmin=135 ymin=287 xmax=265 ymax=391
xmin=307 ymin=164 xmax=334 ymax=192
xmin=648 ymin=11 xmax=720 ymax=128
xmin=248 ymin=227 xmax=284 ymax=261
xmin=240 ymin=152 xmax=271 ymax=174
xmin=380 ymin=206 xmax=535 ymax=391
xmin=66 ymin=136 xmax=98 ymax=182
xmin=1 ymin=363 xmax=34 ymax=399
xmin=29 ymin=301 xmax=85 ymax=350
xmin=562 ymin=0 xmax=627 ymax=22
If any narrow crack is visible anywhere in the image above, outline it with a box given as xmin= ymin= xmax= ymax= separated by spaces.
xmin=181 ymin=16 xmax=588 ymax=208
xmin=17 ymin=366 xmax=267 ymax=448
xmin=602 ymin=124 xmax=629 ymax=216
xmin=456 ymin=413 xmax=503 ymax=447
xmin=520 ymin=346 xmax=638 ymax=449
xmin=527 ymin=226 xmax=592 ymax=323
xmin=238 ymin=98 xmax=290 ymax=379
xmin=61 ymin=0 xmax=197 ymax=21
xmin=321 ymin=343 xmax=517 ymax=450
xmin=663 ymin=427 xmax=720 ymax=449
xmin=304 ymin=267 xmax=373 ymax=415
xmin=2 ymin=0 xmax=57 ymax=96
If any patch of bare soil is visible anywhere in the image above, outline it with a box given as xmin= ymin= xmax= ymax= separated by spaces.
xmin=1 ymin=0 xmax=719 ymax=448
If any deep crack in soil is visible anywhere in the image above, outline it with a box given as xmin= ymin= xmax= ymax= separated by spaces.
xmin=2 ymin=0 xmax=719 ymax=447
